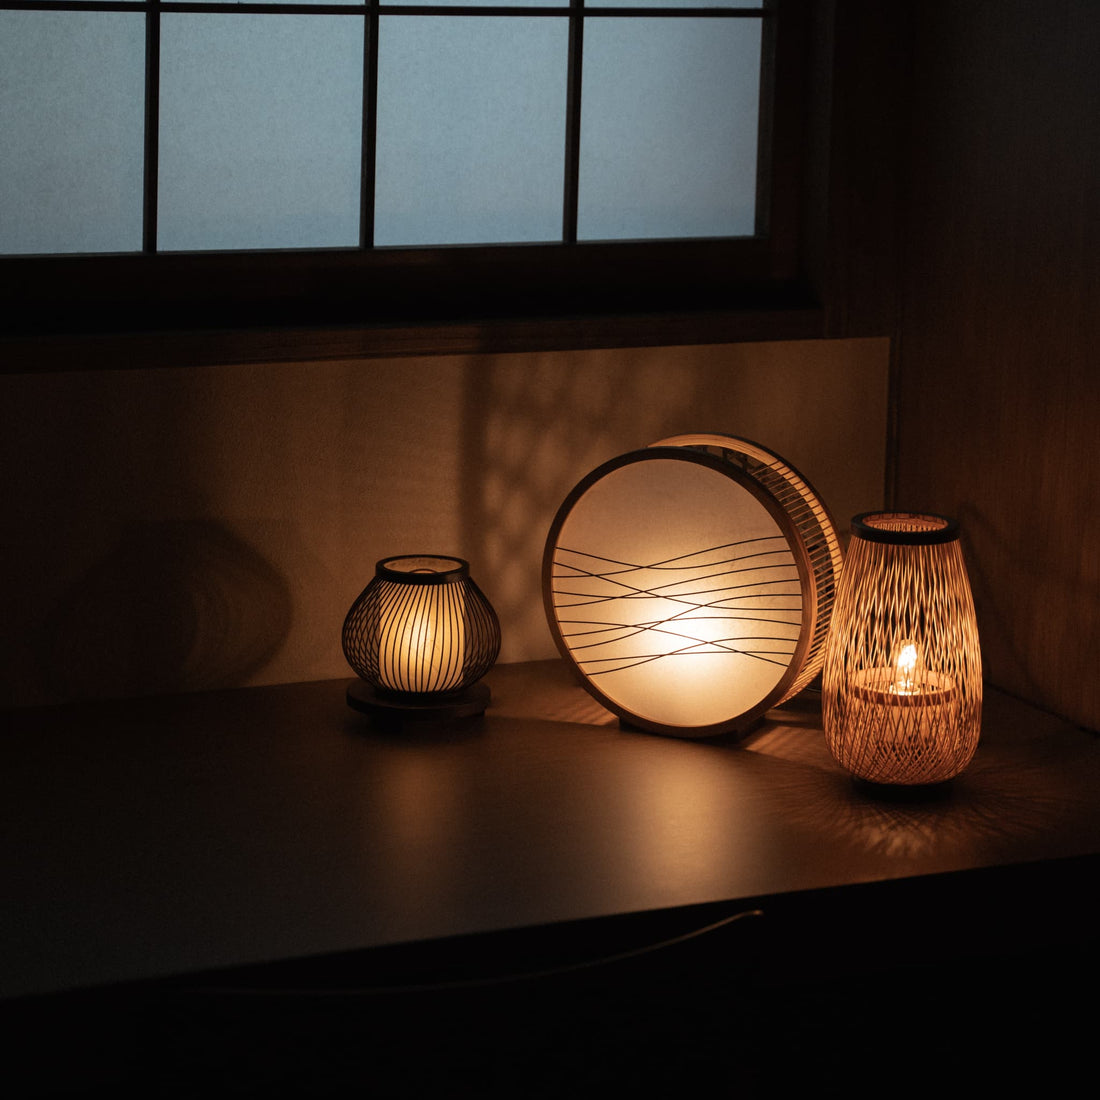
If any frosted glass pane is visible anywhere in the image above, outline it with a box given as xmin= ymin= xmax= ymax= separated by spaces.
xmin=158 ymin=15 xmax=363 ymax=251
xmin=595 ymin=0 xmax=760 ymax=6
xmin=375 ymin=17 xmax=568 ymax=247
xmin=385 ymin=0 xmax=552 ymax=5
xmin=578 ymin=19 xmax=761 ymax=241
xmin=187 ymin=0 xmax=359 ymax=4
xmin=0 ymin=12 xmax=145 ymax=255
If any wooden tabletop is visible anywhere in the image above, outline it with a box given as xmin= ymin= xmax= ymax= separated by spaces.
xmin=3 ymin=659 xmax=1099 ymax=1000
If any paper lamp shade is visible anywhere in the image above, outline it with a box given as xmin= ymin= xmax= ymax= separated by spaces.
xmin=543 ymin=440 xmax=842 ymax=738
xmin=822 ymin=512 xmax=982 ymax=785
xmin=652 ymin=433 xmax=845 ymax=699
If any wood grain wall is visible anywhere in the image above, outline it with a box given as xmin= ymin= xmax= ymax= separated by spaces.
xmin=893 ymin=1 xmax=1100 ymax=729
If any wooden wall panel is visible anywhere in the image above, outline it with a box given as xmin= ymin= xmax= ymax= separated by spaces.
xmin=894 ymin=2 xmax=1100 ymax=729
xmin=808 ymin=0 xmax=910 ymax=340
xmin=0 ymin=339 xmax=888 ymax=709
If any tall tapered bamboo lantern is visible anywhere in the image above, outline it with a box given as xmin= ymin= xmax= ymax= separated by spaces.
xmin=823 ymin=512 xmax=982 ymax=785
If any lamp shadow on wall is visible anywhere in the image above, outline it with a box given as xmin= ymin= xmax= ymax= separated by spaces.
xmin=43 ymin=519 xmax=292 ymax=703
xmin=452 ymin=337 xmax=888 ymax=666
xmin=455 ymin=348 xmax=708 ymax=664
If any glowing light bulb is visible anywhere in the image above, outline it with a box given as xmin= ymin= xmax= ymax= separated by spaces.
xmin=891 ymin=641 xmax=921 ymax=695
xmin=378 ymin=587 xmax=465 ymax=694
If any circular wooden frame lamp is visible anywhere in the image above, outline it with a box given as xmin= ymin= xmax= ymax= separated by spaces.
xmin=822 ymin=513 xmax=982 ymax=785
xmin=343 ymin=556 xmax=501 ymax=721
xmin=543 ymin=443 xmax=841 ymax=738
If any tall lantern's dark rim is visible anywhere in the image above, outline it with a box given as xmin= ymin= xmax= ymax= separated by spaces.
xmin=377 ymin=555 xmax=470 ymax=585
xmin=851 ymin=512 xmax=960 ymax=546
xmin=542 ymin=446 xmax=814 ymax=740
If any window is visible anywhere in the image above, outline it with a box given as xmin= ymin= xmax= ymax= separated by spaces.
xmin=1 ymin=1 xmax=814 ymax=346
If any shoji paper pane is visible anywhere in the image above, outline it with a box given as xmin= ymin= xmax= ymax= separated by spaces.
xmin=385 ymin=0 xmax=553 ymax=5
xmin=157 ymin=15 xmax=363 ymax=252
xmin=374 ymin=17 xmax=568 ymax=247
xmin=186 ymin=0 xmax=360 ymax=4
xmin=0 ymin=12 xmax=146 ymax=255
xmin=595 ymin=0 xmax=760 ymax=6
xmin=578 ymin=18 xmax=761 ymax=241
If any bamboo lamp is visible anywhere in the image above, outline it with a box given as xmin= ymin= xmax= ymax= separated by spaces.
xmin=343 ymin=556 xmax=501 ymax=720
xmin=543 ymin=441 xmax=842 ymax=738
xmin=822 ymin=513 xmax=982 ymax=785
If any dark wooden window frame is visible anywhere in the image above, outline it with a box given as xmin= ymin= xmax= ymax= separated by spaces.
xmin=1 ymin=0 xmax=843 ymax=369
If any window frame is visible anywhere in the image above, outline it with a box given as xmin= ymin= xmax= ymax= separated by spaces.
xmin=0 ymin=0 xmax=823 ymax=364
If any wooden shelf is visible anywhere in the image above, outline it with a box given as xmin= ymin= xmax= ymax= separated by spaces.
xmin=2 ymin=660 xmax=1098 ymax=1092
xmin=3 ymin=660 xmax=1098 ymax=999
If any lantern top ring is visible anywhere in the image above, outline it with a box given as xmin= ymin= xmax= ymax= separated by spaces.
xmin=851 ymin=512 xmax=959 ymax=546
xmin=377 ymin=555 xmax=470 ymax=585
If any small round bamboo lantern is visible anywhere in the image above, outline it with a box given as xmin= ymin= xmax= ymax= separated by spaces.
xmin=343 ymin=556 xmax=501 ymax=720
xmin=823 ymin=513 xmax=982 ymax=785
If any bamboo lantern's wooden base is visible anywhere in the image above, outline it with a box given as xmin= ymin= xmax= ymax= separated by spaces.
xmin=346 ymin=678 xmax=491 ymax=722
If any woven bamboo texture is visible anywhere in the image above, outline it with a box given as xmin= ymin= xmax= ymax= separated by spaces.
xmin=343 ymin=557 xmax=500 ymax=696
xmin=823 ymin=514 xmax=982 ymax=785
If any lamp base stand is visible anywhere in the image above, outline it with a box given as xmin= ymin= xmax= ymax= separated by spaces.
xmin=346 ymin=679 xmax=491 ymax=722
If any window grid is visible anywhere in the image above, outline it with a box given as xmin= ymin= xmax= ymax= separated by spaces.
xmin=1 ymin=0 xmax=769 ymax=257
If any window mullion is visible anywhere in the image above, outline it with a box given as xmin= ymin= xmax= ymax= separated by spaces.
xmin=143 ymin=1 xmax=161 ymax=252
xmin=562 ymin=1 xmax=582 ymax=244
xmin=362 ymin=3 xmax=379 ymax=249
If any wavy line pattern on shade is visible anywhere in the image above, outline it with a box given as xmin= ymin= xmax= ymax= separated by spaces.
xmin=651 ymin=435 xmax=843 ymax=700
xmin=551 ymin=539 xmax=802 ymax=678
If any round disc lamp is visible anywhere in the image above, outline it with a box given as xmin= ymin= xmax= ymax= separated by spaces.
xmin=822 ymin=512 xmax=982 ymax=785
xmin=543 ymin=439 xmax=842 ymax=738
xmin=343 ymin=555 xmax=501 ymax=721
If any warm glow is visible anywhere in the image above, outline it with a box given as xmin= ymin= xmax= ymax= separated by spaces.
xmin=892 ymin=641 xmax=920 ymax=695
xmin=545 ymin=440 xmax=843 ymax=738
xmin=342 ymin=555 xmax=500 ymax=707
xmin=547 ymin=455 xmax=802 ymax=732
xmin=822 ymin=511 xmax=982 ymax=785
xmin=378 ymin=588 xmax=466 ymax=694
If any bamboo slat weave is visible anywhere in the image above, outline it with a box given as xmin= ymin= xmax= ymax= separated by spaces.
xmin=822 ymin=513 xmax=982 ymax=785
xmin=343 ymin=556 xmax=501 ymax=697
